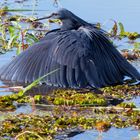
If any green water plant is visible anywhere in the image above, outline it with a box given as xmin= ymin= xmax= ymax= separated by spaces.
xmin=47 ymin=90 xmax=108 ymax=106
xmin=0 ymin=103 xmax=140 ymax=139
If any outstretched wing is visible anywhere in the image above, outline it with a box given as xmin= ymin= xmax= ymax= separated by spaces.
xmin=45 ymin=26 xmax=140 ymax=87
xmin=0 ymin=26 xmax=140 ymax=88
xmin=87 ymin=26 xmax=140 ymax=86
xmin=45 ymin=29 xmax=101 ymax=88
xmin=0 ymin=29 xmax=100 ymax=88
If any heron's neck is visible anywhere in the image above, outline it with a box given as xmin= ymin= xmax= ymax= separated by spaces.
xmin=61 ymin=19 xmax=74 ymax=30
xmin=61 ymin=18 xmax=89 ymax=30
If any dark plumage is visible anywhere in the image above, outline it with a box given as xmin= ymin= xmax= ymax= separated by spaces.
xmin=0 ymin=8 xmax=140 ymax=89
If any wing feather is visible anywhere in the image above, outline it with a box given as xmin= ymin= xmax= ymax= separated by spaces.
xmin=0 ymin=26 xmax=140 ymax=89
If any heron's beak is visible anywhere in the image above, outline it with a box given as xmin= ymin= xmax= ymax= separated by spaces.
xmin=34 ymin=13 xmax=54 ymax=21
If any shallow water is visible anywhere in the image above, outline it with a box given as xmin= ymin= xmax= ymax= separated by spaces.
xmin=71 ymin=128 xmax=139 ymax=140
xmin=0 ymin=0 xmax=140 ymax=139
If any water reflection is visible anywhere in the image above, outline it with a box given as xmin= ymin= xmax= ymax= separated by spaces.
xmin=71 ymin=128 xmax=139 ymax=140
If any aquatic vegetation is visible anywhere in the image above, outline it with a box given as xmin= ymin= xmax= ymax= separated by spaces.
xmin=108 ymin=21 xmax=140 ymax=52
xmin=0 ymin=6 xmax=49 ymax=53
xmin=0 ymin=103 xmax=140 ymax=139
xmin=121 ymin=49 xmax=140 ymax=60
xmin=102 ymin=84 xmax=140 ymax=100
xmin=0 ymin=92 xmax=44 ymax=111
xmin=95 ymin=121 xmax=111 ymax=132
xmin=117 ymin=102 xmax=136 ymax=108
xmin=0 ymin=83 xmax=139 ymax=112
xmin=47 ymin=89 xmax=108 ymax=106
xmin=118 ymin=22 xmax=140 ymax=40
xmin=109 ymin=21 xmax=140 ymax=41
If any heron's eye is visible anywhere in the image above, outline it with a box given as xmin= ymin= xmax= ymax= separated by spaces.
xmin=53 ymin=13 xmax=59 ymax=16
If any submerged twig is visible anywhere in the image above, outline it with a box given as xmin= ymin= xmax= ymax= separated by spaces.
xmin=15 ymin=131 xmax=44 ymax=140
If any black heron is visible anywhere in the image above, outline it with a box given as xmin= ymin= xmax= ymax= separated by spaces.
xmin=0 ymin=8 xmax=140 ymax=89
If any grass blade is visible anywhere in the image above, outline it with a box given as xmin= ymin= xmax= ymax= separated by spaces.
xmin=18 ymin=69 xmax=59 ymax=95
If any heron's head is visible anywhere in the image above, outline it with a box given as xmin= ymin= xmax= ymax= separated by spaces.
xmin=35 ymin=9 xmax=75 ymax=21
xmin=49 ymin=8 xmax=72 ymax=20
xmin=35 ymin=8 xmax=89 ymax=29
